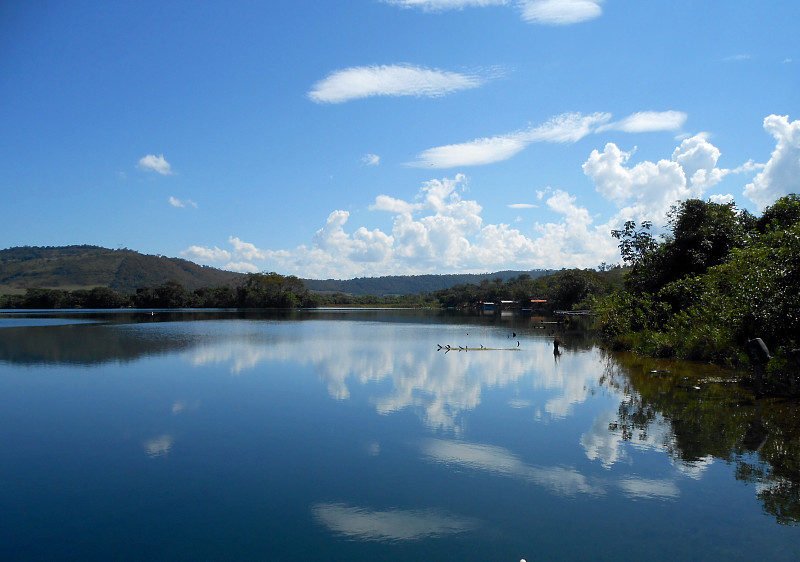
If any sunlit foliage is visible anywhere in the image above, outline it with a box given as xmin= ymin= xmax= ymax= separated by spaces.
xmin=599 ymin=194 xmax=800 ymax=394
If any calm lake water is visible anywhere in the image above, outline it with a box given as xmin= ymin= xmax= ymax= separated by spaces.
xmin=1 ymin=309 xmax=798 ymax=560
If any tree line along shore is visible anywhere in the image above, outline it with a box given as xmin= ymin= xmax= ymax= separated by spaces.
xmin=3 ymin=193 xmax=799 ymax=393
xmin=0 ymin=266 xmax=623 ymax=312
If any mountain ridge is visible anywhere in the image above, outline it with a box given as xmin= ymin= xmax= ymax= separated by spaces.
xmin=0 ymin=245 xmax=555 ymax=296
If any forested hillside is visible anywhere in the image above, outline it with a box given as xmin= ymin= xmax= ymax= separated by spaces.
xmin=303 ymin=269 xmax=554 ymax=296
xmin=0 ymin=245 xmax=243 ymax=294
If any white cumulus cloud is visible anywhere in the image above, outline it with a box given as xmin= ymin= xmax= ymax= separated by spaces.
xmin=181 ymin=236 xmax=270 ymax=273
xmin=229 ymin=236 xmax=266 ymax=261
xmin=308 ymin=64 xmax=484 ymax=104
xmin=708 ymin=193 xmax=735 ymax=205
xmin=138 ymin=154 xmax=173 ymax=175
xmin=744 ymin=114 xmax=800 ymax=211
xmin=224 ymin=262 xmax=260 ymax=273
xmin=181 ymin=245 xmax=232 ymax=262
xmin=583 ymin=134 xmax=731 ymax=225
xmin=264 ymin=174 xmax=618 ymax=278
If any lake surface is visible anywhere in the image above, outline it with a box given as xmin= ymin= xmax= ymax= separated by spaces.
xmin=1 ymin=309 xmax=798 ymax=560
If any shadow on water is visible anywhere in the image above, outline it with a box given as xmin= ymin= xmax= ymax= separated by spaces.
xmin=601 ymin=350 xmax=800 ymax=526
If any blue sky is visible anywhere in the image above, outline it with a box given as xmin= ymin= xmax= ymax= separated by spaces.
xmin=2 ymin=0 xmax=798 ymax=279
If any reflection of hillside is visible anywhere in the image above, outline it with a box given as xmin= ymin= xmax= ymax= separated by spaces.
xmin=599 ymin=352 xmax=800 ymax=526
xmin=0 ymin=324 xmax=192 ymax=365
xmin=0 ymin=309 xmax=303 ymax=365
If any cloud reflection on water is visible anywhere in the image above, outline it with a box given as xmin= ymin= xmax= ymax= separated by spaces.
xmin=420 ymin=437 xmax=695 ymax=501
xmin=178 ymin=320 xmax=707 ymax=503
xmin=183 ymin=322 xmax=606 ymax=433
xmin=311 ymin=502 xmax=479 ymax=542
xmin=143 ymin=434 xmax=174 ymax=458
xmin=617 ymin=478 xmax=680 ymax=499
xmin=420 ymin=438 xmax=605 ymax=497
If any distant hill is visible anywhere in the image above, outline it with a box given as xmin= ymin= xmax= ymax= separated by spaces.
xmin=0 ymin=245 xmax=555 ymax=297
xmin=0 ymin=245 xmax=243 ymax=294
xmin=303 ymin=270 xmax=554 ymax=296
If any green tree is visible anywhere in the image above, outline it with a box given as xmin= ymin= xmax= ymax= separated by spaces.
xmin=85 ymin=286 xmax=129 ymax=308
xmin=547 ymin=269 xmax=602 ymax=310
xmin=237 ymin=272 xmax=308 ymax=308
xmin=757 ymin=193 xmax=800 ymax=233
xmin=21 ymin=288 xmax=68 ymax=308
xmin=623 ymin=200 xmax=749 ymax=296
xmin=611 ymin=220 xmax=656 ymax=268
xmin=154 ymin=281 xmax=189 ymax=308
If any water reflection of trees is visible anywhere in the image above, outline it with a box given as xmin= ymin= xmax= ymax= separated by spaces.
xmin=601 ymin=351 xmax=800 ymax=525
xmin=0 ymin=323 xmax=192 ymax=365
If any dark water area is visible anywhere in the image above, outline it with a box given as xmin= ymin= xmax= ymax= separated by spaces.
xmin=1 ymin=309 xmax=798 ymax=560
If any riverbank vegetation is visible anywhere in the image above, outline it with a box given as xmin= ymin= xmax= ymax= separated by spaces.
xmin=431 ymin=267 xmax=623 ymax=310
xmin=596 ymin=194 xmax=800 ymax=394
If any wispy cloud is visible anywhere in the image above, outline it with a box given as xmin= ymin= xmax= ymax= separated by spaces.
xmin=596 ymin=110 xmax=687 ymax=133
xmin=409 ymin=111 xmax=690 ymax=168
xmin=308 ymin=64 xmax=484 ymax=104
xmin=508 ymin=203 xmax=537 ymax=208
xmin=408 ymin=112 xmax=611 ymax=168
xmin=138 ymin=154 xmax=173 ymax=175
xmin=723 ymin=54 xmax=753 ymax=62
xmin=410 ymin=131 xmax=530 ymax=168
xmin=519 ymin=0 xmax=604 ymax=25
xmin=384 ymin=0 xmax=508 ymax=10
xmin=385 ymin=0 xmax=604 ymax=25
